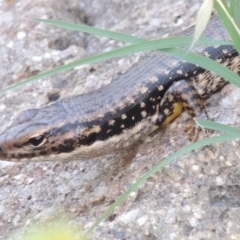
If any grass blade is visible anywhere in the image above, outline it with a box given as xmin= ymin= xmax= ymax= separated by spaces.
xmin=162 ymin=48 xmax=240 ymax=88
xmin=35 ymin=18 xmax=144 ymax=44
xmin=84 ymin=133 xmax=239 ymax=237
xmin=214 ymin=0 xmax=240 ymax=54
xmin=0 ymin=37 xmax=232 ymax=95
xmin=196 ymin=118 xmax=240 ymax=135
xmin=191 ymin=0 xmax=213 ymax=48
xmin=230 ymin=0 xmax=240 ymax=27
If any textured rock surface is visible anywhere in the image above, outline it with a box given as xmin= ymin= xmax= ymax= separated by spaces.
xmin=1 ymin=0 xmax=240 ymax=239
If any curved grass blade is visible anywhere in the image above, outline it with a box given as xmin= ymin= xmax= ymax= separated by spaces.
xmin=196 ymin=118 xmax=240 ymax=136
xmin=35 ymin=18 xmax=144 ymax=44
xmin=191 ymin=0 xmax=213 ymax=48
xmin=230 ymin=0 xmax=240 ymax=27
xmin=83 ymin=133 xmax=239 ymax=237
xmin=36 ymin=18 xmax=232 ymax=46
xmin=215 ymin=0 xmax=240 ymax=54
xmin=162 ymin=48 xmax=240 ymax=88
xmin=0 ymin=37 xmax=231 ymax=95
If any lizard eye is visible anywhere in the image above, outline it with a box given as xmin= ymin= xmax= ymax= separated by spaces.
xmin=86 ymin=132 xmax=97 ymax=145
xmin=28 ymin=135 xmax=46 ymax=147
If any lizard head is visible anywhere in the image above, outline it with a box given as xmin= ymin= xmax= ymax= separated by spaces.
xmin=0 ymin=107 xmax=78 ymax=162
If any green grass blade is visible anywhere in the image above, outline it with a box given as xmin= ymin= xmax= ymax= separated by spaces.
xmin=196 ymin=118 xmax=240 ymax=135
xmin=230 ymin=0 xmax=240 ymax=27
xmin=36 ymin=18 xmax=232 ymax=46
xmin=84 ymin=133 xmax=239 ymax=237
xmin=214 ymin=0 xmax=240 ymax=54
xmin=0 ymin=17 xmax=234 ymax=94
xmin=0 ymin=37 xmax=231 ymax=95
xmin=35 ymin=18 xmax=144 ymax=44
xmin=162 ymin=48 xmax=240 ymax=88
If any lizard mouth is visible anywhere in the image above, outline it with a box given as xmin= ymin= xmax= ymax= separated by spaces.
xmin=0 ymin=145 xmax=7 ymax=159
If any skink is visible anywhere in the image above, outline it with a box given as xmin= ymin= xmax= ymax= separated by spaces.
xmin=0 ymin=16 xmax=239 ymax=162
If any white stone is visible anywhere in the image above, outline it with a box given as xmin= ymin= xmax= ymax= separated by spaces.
xmin=17 ymin=31 xmax=26 ymax=40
